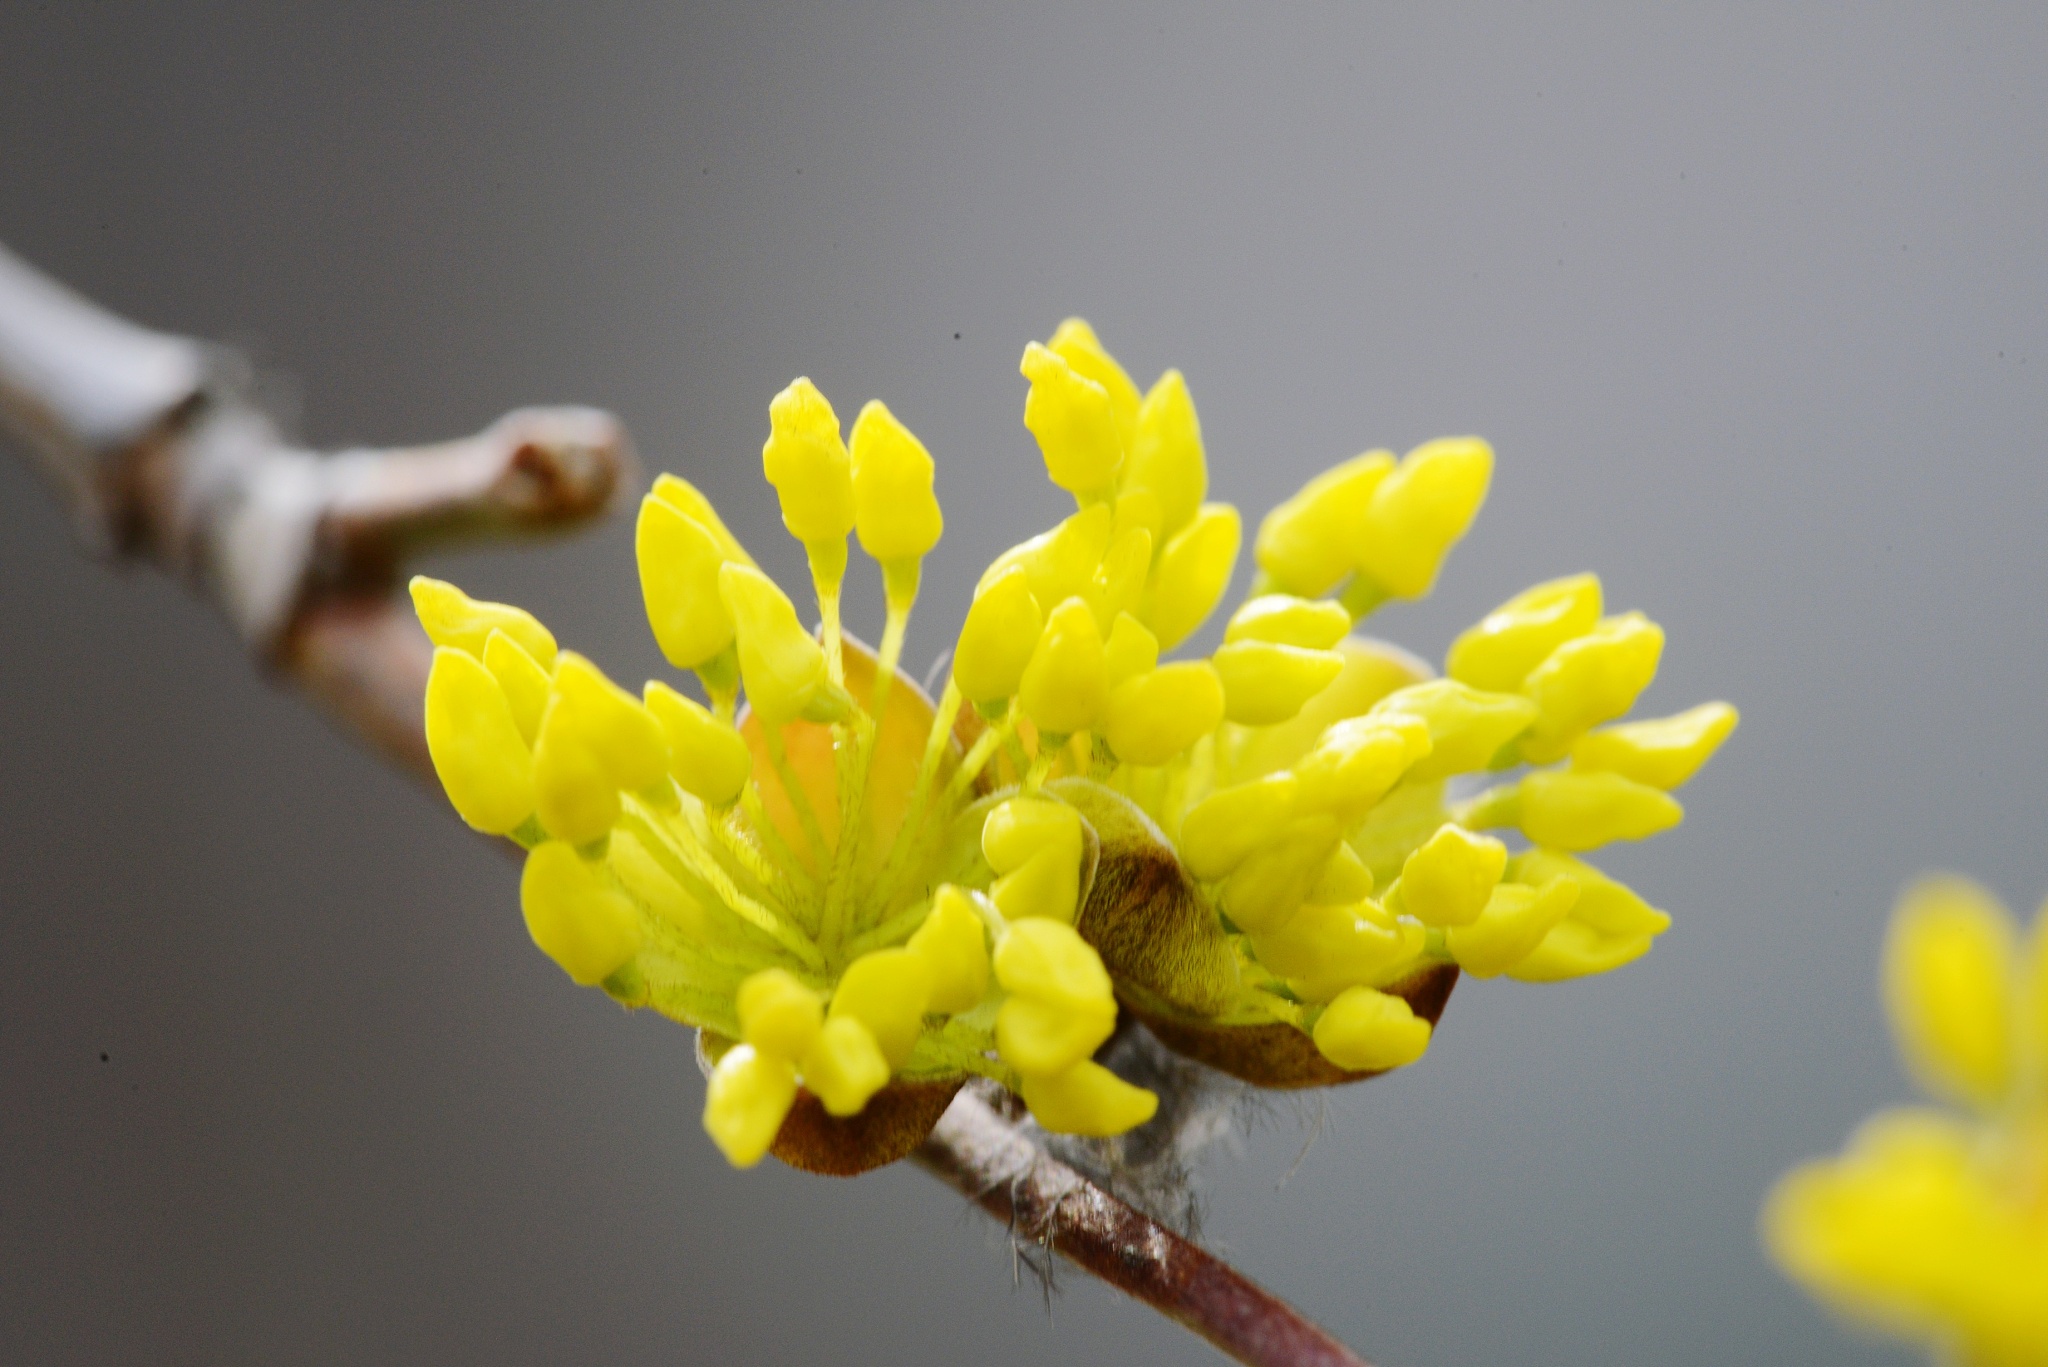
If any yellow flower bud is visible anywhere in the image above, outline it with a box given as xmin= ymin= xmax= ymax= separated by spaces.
xmin=1571 ymin=701 xmax=1739 ymax=790
xmin=642 ymin=681 xmax=752 ymax=807
xmin=1019 ymin=1059 xmax=1159 ymax=1136
xmin=998 ymin=995 xmax=1116 ymax=1076
xmin=424 ymin=646 xmax=535 ymax=835
xmin=532 ymin=712 xmax=619 ymax=846
xmin=1213 ymin=641 xmax=1345 ymax=726
xmin=1102 ymin=662 xmax=1226 ymax=766
xmin=1178 ymin=774 xmax=1298 ymax=880
xmin=1446 ymin=876 xmax=1581 ymax=977
xmin=717 ymin=563 xmax=843 ymax=727
xmin=849 ymin=399 xmax=944 ymax=562
xmin=983 ymin=796 xmax=1085 ymax=870
xmin=1255 ymin=452 xmax=1394 ymax=597
xmin=1395 ymin=823 xmax=1508 ymax=927
xmin=1048 ymin=317 xmax=1141 ymax=455
xmin=1292 ymin=716 xmax=1430 ymax=821
xmin=520 ymin=841 xmax=642 ymax=986
xmin=1311 ymin=843 xmax=1376 ymax=904
xmin=994 ymin=920 xmax=1117 ymax=1075
xmin=1354 ymin=436 xmax=1493 ymax=598
xmin=907 ymin=886 xmax=991 ymax=1015
xmin=829 ymin=948 xmax=933 ymax=1070
xmin=703 ymin=1043 xmax=798 ymax=1168
xmin=1142 ymin=503 xmax=1241 ymax=650
xmin=1251 ymin=900 xmax=1419 ymax=1002
xmin=1113 ymin=488 xmax=1164 ymax=545
xmin=991 ymin=849 xmax=1084 ymax=924
xmin=1446 ymin=573 xmax=1603 ymax=692
xmin=1510 ymin=849 xmax=1671 ymax=940
xmin=1103 ymin=613 xmax=1160 ymax=690
xmin=954 ymin=566 xmax=1044 ymax=705
xmin=1312 ymin=986 xmax=1432 ymax=1071
xmin=410 ymin=576 xmax=558 ymax=668
xmin=649 ymin=472 xmax=756 ymax=569
xmin=1370 ymin=679 xmax=1538 ymax=780
xmin=1020 ymin=341 xmax=1122 ymax=495
xmin=982 ymin=503 xmax=1113 ymax=607
xmin=482 ymin=630 xmax=551 ymax=746
xmin=636 ymin=495 xmax=735 ymax=670
xmin=1884 ymin=878 xmax=2016 ymax=1110
xmin=1092 ymin=526 xmax=1153 ymax=625
xmin=1520 ymin=612 xmax=1665 ymax=763
xmin=1221 ymin=814 xmax=1341 ymax=934
xmin=1019 ymin=597 xmax=1108 ymax=736
xmin=799 ymin=1016 xmax=891 ymax=1117
xmin=761 ymin=377 xmax=854 ymax=543
xmin=1126 ymin=368 xmax=1205 ymax=538
xmin=1517 ymin=769 xmax=1683 ymax=851
xmin=1225 ymin=594 xmax=1352 ymax=650
xmin=549 ymin=653 xmax=669 ymax=792
xmin=737 ymin=967 xmax=823 ymax=1062
xmin=1506 ymin=918 xmax=1657 ymax=982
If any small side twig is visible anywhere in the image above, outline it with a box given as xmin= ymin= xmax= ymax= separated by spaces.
xmin=0 ymin=240 xmax=1372 ymax=1367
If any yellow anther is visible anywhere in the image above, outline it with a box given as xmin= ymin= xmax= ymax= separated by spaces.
xmin=1103 ymin=613 xmax=1160 ymax=690
xmin=1446 ymin=573 xmax=1603 ymax=692
xmin=637 ymin=495 xmax=736 ymax=671
xmin=1520 ymin=612 xmax=1665 ymax=763
xmin=761 ymin=377 xmax=855 ymax=543
xmin=1213 ymin=640 xmax=1345 ymax=726
xmin=849 ymin=399 xmax=944 ymax=563
xmin=1354 ymin=436 xmax=1493 ymax=598
xmin=550 ymin=653 xmax=669 ymax=792
xmin=907 ymin=886 xmax=991 ymax=1015
xmin=1019 ymin=597 xmax=1108 ymax=737
xmin=1516 ymin=769 xmax=1683 ymax=851
xmin=1092 ymin=526 xmax=1154 ymax=625
xmin=993 ymin=920 xmax=1117 ymax=1075
xmin=1312 ymin=986 xmax=1433 ymax=1071
xmin=1312 ymin=844 xmax=1376 ymax=904
xmin=829 ymin=948 xmax=933 ymax=1070
xmin=1884 ymin=878 xmax=2016 ymax=1110
xmin=1447 ymin=876 xmax=1582 ymax=977
xmin=1126 ymin=368 xmax=1206 ymax=539
xmin=1255 ymin=452 xmax=1394 ymax=597
xmin=642 ymin=681 xmax=752 ymax=807
xmin=607 ymin=827 xmax=708 ymax=939
xmin=1048 ymin=317 xmax=1142 ymax=455
xmin=1571 ymin=701 xmax=1739 ymax=790
xmin=1252 ymin=900 xmax=1422 ymax=1003
xmin=737 ymin=967 xmax=824 ymax=1062
xmin=1018 ymin=1060 xmax=1159 ymax=1136
xmin=799 ymin=1016 xmax=891 ymax=1117
xmin=1178 ymin=774 xmax=1299 ymax=881
xmin=1220 ymin=814 xmax=1341 ymax=934
xmin=650 ymin=472 xmax=756 ymax=569
xmin=482 ymin=630 xmax=551 ymax=746
xmin=532 ymin=713 xmax=620 ymax=847
xmin=410 ymin=575 xmax=558 ymax=667
xmin=1225 ymin=594 xmax=1352 ymax=650
xmin=1370 ymin=679 xmax=1538 ymax=780
xmin=1392 ymin=823 xmax=1508 ymax=928
xmin=954 ymin=566 xmax=1044 ymax=706
xmin=1142 ymin=503 xmax=1241 ymax=650
xmin=717 ymin=563 xmax=847 ymax=727
xmin=519 ymin=841 xmax=642 ymax=986
xmin=424 ymin=646 xmax=534 ymax=835
xmin=1102 ymin=662 xmax=1226 ymax=766
xmin=1291 ymin=716 xmax=1430 ymax=821
xmin=1020 ymin=340 xmax=1122 ymax=495
xmin=703 ymin=1043 xmax=797 ymax=1168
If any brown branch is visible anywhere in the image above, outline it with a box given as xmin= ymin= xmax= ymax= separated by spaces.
xmin=0 ymin=240 xmax=1372 ymax=1367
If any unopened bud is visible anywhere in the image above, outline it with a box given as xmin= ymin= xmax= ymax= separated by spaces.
xmin=551 ymin=653 xmax=669 ymax=792
xmin=1048 ymin=318 xmax=1141 ymax=455
xmin=1226 ymin=594 xmax=1352 ymax=650
xmin=520 ymin=841 xmax=642 ymax=986
xmin=482 ymin=630 xmax=551 ymax=745
xmin=994 ymin=920 xmax=1117 ymax=1074
xmin=1250 ymin=900 xmax=1420 ymax=1002
xmin=1255 ymin=453 xmax=1394 ymax=598
xmin=717 ymin=563 xmax=846 ymax=727
xmin=849 ymin=399 xmax=944 ymax=562
xmin=1178 ymin=774 xmax=1297 ymax=880
xmin=1520 ymin=612 xmax=1665 ymax=763
xmin=800 ymin=1016 xmax=891 ymax=1117
xmin=829 ymin=948 xmax=933 ymax=1070
xmin=1310 ymin=842 xmax=1375 ymax=903
xmin=1126 ymin=368 xmax=1206 ymax=538
xmin=761 ymin=377 xmax=854 ymax=543
xmin=703 ymin=1043 xmax=798 ymax=1168
xmin=1103 ymin=613 xmax=1160 ymax=690
xmin=1312 ymin=986 xmax=1432 ymax=1071
xmin=424 ymin=647 xmax=535 ymax=835
xmin=1885 ymin=877 xmax=2017 ymax=1110
xmin=1393 ymin=823 xmax=1507 ymax=927
xmin=907 ymin=886 xmax=991 ymax=1015
xmin=1517 ymin=769 xmax=1683 ymax=851
xmin=1142 ymin=503 xmax=1241 ymax=650
xmin=1292 ymin=716 xmax=1430 ymax=821
xmin=650 ymin=473 xmax=756 ymax=569
xmin=1221 ymin=814 xmax=1341 ymax=934
xmin=1446 ymin=573 xmax=1603 ymax=692
xmin=954 ymin=567 xmax=1044 ymax=705
xmin=410 ymin=576 xmax=557 ymax=667
xmin=1092 ymin=526 xmax=1153 ymax=625
xmin=737 ymin=967 xmax=824 ymax=1062
xmin=1018 ymin=1060 xmax=1159 ymax=1136
xmin=1019 ymin=597 xmax=1108 ymax=736
xmin=1021 ymin=341 xmax=1122 ymax=494
xmin=1446 ymin=876 xmax=1581 ymax=977
xmin=1571 ymin=701 xmax=1738 ymax=790
xmin=1371 ymin=679 xmax=1538 ymax=779
xmin=643 ymin=681 xmax=752 ymax=807
xmin=636 ymin=496 xmax=736 ymax=670
xmin=1354 ymin=436 xmax=1493 ymax=599
xmin=1102 ymin=662 xmax=1226 ymax=765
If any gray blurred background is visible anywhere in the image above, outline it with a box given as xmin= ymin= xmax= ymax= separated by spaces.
xmin=2 ymin=5 xmax=2043 ymax=1364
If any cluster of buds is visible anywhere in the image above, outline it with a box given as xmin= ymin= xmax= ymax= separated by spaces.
xmin=414 ymin=318 xmax=1734 ymax=1173
xmin=1766 ymin=880 xmax=2048 ymax=1364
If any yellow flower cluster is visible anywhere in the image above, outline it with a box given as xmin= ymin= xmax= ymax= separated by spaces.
xmin=413 ymin=318 xmax=1733 ymax=1172
xmin=1766 ymin=879 xmax=2048 ymax=1365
